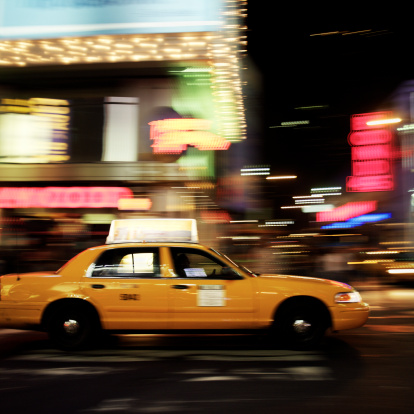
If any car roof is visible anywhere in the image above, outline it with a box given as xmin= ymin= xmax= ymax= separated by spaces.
xmin=90 ymin=242 xmax=210 ymax=251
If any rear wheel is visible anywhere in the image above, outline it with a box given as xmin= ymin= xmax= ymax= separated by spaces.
xmin=47 ymin=303 xmax=100 ymax=351
xmin=273 ymin=301 xmax=328 ymax=349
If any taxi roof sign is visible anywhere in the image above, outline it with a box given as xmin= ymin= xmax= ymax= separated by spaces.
xmin=106 ymin=218 xmax=198 ymax=244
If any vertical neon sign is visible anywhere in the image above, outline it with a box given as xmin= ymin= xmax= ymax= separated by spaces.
xmin=346 ymin=112 xmax=395 ymax=192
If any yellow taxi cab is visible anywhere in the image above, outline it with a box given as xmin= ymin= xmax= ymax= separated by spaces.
xmin=0 ymin=219 xmax=369 ymax=350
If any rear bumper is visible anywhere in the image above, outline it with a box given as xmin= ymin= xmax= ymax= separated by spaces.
xmin=0 ymin=304 xmax=42 ymax=330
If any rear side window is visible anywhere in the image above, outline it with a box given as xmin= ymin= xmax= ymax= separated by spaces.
xmin=91 ymin=247 xmax=160 ymax=278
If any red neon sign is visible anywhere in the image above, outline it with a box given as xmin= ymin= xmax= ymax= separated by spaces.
xmin=316 ymin=201 xmax=377 ymax=222
xmin=347 ymin=112 xmax=395 ymax=192
xmin=0 ymin=187 xmax=133 ymax=208
xmin=200 ymin=210 xmax=232 ymax=223
xmin=149 ymin=118 xmax=231 ymax=154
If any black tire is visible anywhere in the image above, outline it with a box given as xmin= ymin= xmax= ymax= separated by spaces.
xmin=47 ymin=303 xmax=100 ymax=351
xmin=273 ymin=301 xmax=328 ymax=349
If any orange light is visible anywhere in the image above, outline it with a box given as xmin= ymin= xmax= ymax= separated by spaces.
xmin=336 ymin=293 xmax=351 ymax=302
xmin=118 ymin=198 xmax=152 ymax=211
xmin=200 ymin=210 xmax=232 ymax=223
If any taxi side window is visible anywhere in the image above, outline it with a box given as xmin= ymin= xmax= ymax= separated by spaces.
xmin=91 ymin=248 xmax=160 ymax=278
xmin=171 ymin=248 xmax=241 ymax=280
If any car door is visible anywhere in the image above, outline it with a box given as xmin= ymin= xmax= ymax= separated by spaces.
xmin=81 ymin=246 xmax=169 ymax=330
xmin=168 ymin=247 xmax=256 ymax=330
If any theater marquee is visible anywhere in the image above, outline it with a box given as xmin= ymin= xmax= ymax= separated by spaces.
xmin=0 ymin=187 xmax=133 ymax=209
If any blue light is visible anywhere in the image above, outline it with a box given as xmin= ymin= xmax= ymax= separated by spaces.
xmin=321 ymin=213 xmax=391 ymax=229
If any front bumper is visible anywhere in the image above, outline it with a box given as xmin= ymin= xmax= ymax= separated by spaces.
xmin=330 ymin=302 xmax=370 ymax=331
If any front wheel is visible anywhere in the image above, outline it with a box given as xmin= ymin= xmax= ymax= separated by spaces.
xmin=273 ymin=302 xmax=328 ymax=349
xmin=47 ymin=304 xmax=100 ymax=351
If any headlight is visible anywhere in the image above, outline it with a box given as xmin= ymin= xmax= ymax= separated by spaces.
xmin=335 ymin=291 xmax=362 ymax=303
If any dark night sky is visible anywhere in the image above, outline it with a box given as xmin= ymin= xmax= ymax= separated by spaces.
xmin=243 ymin=5 xmax=413 ymax=193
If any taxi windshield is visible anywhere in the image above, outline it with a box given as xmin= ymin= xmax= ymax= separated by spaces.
xmin=209 ymin=248 xmax=259 ymax=276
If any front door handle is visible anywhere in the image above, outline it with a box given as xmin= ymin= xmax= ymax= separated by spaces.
xmin=91 ymin=284 xmax=106 ymax=289
xmin=172 ymin=284 xmax=190 ymax=290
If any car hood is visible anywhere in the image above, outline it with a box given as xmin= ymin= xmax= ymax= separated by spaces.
xmin=257 ymin=273 xmax=352 ymax=289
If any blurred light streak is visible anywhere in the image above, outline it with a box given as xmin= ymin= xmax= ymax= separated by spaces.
xmin=342 ymin=30 xmax=372 ymax=35
xmin=281 ymin=206 xmax=302 ymax=209
xmin=273 ymin=251 xmax=310 ymax=255
xmin=261 ymin=220 xmax=294 ymax=226
xmin=295 ymin=199 xmax=325 ymax=204
xmin=266 ymin=175 xmax=297 ymax=180
xmin=310 ymin=31 xmax=342 ymax=36
xmin=270 ymin=244 xmax=304 ymax=248
xmin=348 ymin=259 xmax=395 ymax=264
xmin=288 ymin=233 xmax=320 ymax=237
xmin=293 ymin=195 xmax=324 ymax=199
xmin=313 ymin=192 xmax=341 ymax=197
xmin=310 ymin=30 xmax=373 ymax=37
xmin=397 ymin=124 xmax=414 ymax=132
xmin=171 ymin=186 xmax=201 ymax=189
xmin=379 ymin=241 xmax=412 ymax=245
xmin=280 ymin=120 xmax=309 ymax=127
xmin=294 ymin=105 xmax=328 ymax=110
xmin=387 ymin=269 xmax=414 ymax=274
xmin=311 ymin=186 xmax=341 ymax=193
xmin=366 ymin=118 xmax=402 ymax=126
xmin=241 ymin=166 xmax=270 ymax=176
xmin=365 ymin=251 xmax=400 ymax=254
xmin=218 ymin=236 xmax=261 ymax=240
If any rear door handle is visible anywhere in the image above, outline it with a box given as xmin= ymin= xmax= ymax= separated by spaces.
xmin=91 ymin=284 xmax=106 ymax=289
xmin=172 ymin=284 xmax=190 ymax=290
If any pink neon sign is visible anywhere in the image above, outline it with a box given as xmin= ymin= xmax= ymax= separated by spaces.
xmin=316 ymin=201 xmax=377 ymax=222
xmin=0 ymin=187 xmax=133 ymax=208
xmin=347 ymin=112 xmax=395 ymax=192
xmin=149 ymin=118 xmax=231 ymax=154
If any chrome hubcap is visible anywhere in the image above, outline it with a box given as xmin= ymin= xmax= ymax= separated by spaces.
xmin=63 ymin=319 xmax=80 ymax=335
xmin=292 ymin=319 xmax=311 ymax=334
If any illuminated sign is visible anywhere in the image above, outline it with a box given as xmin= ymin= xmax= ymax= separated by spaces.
xmin=0 ymin=98 xmax=70 ymax=163
xmin=0 ymin=187 xmax=133 ymax=209
xmin=316 ymin=201 xmax=377 ymax=222
xmin=321 ymin=213 xmax=391 ymax=229
xmin=200 ymin=210 xmax=232 ymax=223
xmin=149 ymin=119 xmax=231 ymax=154
xmin=346 ymin=112 xmax=395 ymax=192
xmin=118 ymin=198 xmax=152 ymax=211
xmin=0 ymin=1 xmax=223 ymax=39
xmin=106 ymin=219 xmax=198 ymax=244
